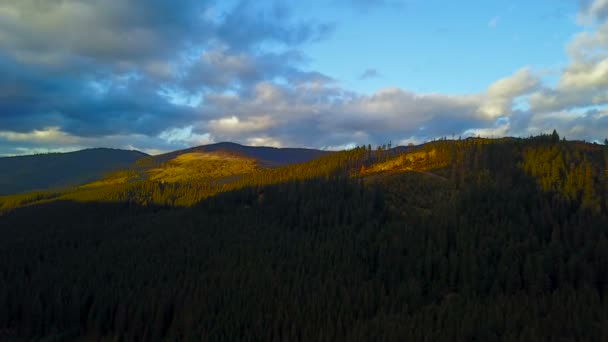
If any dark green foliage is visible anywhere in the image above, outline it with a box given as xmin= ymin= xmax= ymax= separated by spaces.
xmin=2 ymin=137 xmax=608 ymax=341
xmin=551 ymin=129 xmax=560 ymax=144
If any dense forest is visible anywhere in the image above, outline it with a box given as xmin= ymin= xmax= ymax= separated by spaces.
xmin=2 ymin=134 xmax=608 ymax=341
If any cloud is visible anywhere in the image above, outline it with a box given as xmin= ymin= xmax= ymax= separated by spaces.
xmin=0 ymin=127 xmax=79 ymax=144
xmin=0 ymin=0 xmax=335 ymax=153
xmin=358 ymin=68 xmax=381 ymax=80
xmin=0 ymin=127 xmax=188 ymax=156
xmin=578 ymin=0 xmax=608 ymax=24
xmin=247 ymin=136 xmax=283 ymax=148
xmin=480 ymin=68 xmax=540 ymax=118
xmin=0 ymin=0 xmax=212 ymax=71
xmin=463 ymin=118 xmax=511 ymax=138
xmin=158 ymin=126 xmax=214 ymax=146
xmin=529 ymin=20 xmax=608 ymax=113
xmin=181 ymin=47 xmax=334 ymax=92
xmin=526 ymin=108 xmax=608 ymax=142
xmin=208 ymin=116 xmax=276 ymax=134
xmin=2 ymin=0 xmax=608 ymax=156
xmin=189 ymin=69 xmax=539 ymax=148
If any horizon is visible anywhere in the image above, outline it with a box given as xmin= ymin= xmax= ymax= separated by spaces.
xmin=1 ymin=132 xmax=597 ymax=159
xmin=1 ymin=1 xmax=608 ymax=156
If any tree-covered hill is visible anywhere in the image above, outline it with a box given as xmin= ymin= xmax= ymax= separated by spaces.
xmin=1 ymin=135 xmax=608 ymax=340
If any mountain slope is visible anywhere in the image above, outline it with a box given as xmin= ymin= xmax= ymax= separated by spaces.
xmin=0 ymin=148 xmax=148 ymax=195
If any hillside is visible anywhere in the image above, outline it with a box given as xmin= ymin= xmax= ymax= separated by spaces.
xmin=2 ymin=136 xmax=608 ymax=340
xmin=0 ymin=148 xmax=148 ymax=195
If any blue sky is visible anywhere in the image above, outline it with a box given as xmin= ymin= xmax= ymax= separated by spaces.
xmin=302 ymin=0 xmax=578 ymax=94
xmin=0 ymin=0 xmax=607 ymax=155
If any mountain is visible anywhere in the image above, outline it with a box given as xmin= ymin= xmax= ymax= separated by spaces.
xmin=2 ymin=136 xmax=608 ymax=340
xmin=0 ymin=148 xmax=148 ymax=195
xmin=0 ymin=143 xmax=329 ymax=196
xmin=140 ymin=142 xmax=330 ymax=167
xmin=88 ymin=142 xmax=332 ymax=187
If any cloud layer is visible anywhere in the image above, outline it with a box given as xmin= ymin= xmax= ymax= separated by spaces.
xmin=0 ymin=0 xmax=607 ymax=156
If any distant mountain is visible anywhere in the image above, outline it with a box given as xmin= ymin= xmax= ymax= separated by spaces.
xmin=146 ymin=142 xmax=331 ymax=167
xmin=0 ymin=148 xmax=148 ymax=195
xmin=0 ymin=143 xmax=330 ymax=196
xmin=95 ymin=142 xmax=333 ymax=185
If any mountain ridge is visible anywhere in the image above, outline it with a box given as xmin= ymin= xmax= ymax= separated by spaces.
xmin=0 ymin=142 xmax=332 ymax=196
xmin=0 ymin=148 xmax=149 ymax=195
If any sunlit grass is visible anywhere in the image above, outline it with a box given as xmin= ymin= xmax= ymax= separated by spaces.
xmin=147 ymin=152 xmax=258 ymax=183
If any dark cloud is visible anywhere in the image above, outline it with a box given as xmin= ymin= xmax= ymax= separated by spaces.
xmin=0 ymin=0 xmax=333 ymax=148
xmin=0 ymin=55 xmax=197 ymax=138
xmin=180 ymin=49 xmax=334 ymax=93
xmin=217 ymin=1 xmax=334 ymax=49
xmin=0 ymin=0 xmax=214 ymax=70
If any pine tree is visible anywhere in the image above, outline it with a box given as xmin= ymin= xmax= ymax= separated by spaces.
xmin=552 ymin=130 xmax=560 ymax=144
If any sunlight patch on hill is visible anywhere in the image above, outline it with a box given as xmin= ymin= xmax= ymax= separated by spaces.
xmin=147 ymin=152 xmax=258 ymax=183
xmin=362 ymin=149 xmax=447 ymax=176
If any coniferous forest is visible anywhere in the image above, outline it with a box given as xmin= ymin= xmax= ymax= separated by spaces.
xmin=2 ymin=135 xmax=608 ymax=341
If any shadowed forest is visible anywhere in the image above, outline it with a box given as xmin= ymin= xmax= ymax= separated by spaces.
xmin=2 ymin=134 xmax=608 ymax=341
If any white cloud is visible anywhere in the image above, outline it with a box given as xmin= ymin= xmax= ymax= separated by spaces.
xmin=479 ymin=68 xmax=540 ymax=118
xmin=529 ymin=18 xmax=608 ymax=113
xmin=567 ymin=21 xmax=608 ymax=61
xmin=339 ymin=88 xmax=482 ymax=130
xmin=158 ymin=126 xmax=214 ymax=146
xmin=247 ymin=136 xmax=283 ymax=147
xmin=560 ymin=58 xmax=608 ymax=89
xmin=0 ymin=127 xmax=79 ymax=144
xmin=208 ymin=115 xmax=275 ymax=134
xmin=463 ymin=118 xmax=511 ymax=138
xmin=397 ymin=136 xmax=425 ymax=146
xmin=321 ymin=142 xmax=358 ymax=151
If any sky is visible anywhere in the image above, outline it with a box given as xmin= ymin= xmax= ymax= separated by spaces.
xmin=0 ymin=0 xmax=608 ymax=156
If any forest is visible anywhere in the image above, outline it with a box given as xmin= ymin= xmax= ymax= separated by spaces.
xmin=1 ymin=134 xmax=608 ymax=341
